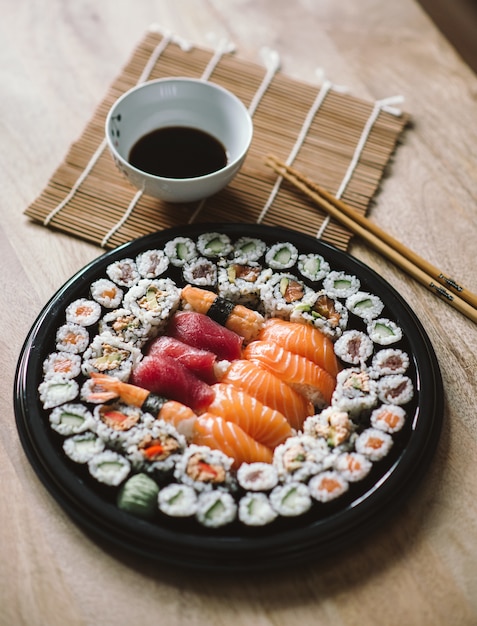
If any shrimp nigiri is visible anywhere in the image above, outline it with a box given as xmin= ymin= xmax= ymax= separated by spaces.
xmin=243 ymin=341 xmax=336 ymax=408
xmin=180 ymin=284 xmax=264 ymax=342
xmin=258 ymin=318 xmax=341 ymax=378
xmin=208 ymin=383 xmax=293 ymax=448
xmin=221 ymin=360 xmax=314 ymax=431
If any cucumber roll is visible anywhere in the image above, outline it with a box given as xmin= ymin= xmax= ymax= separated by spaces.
xmin=49 ymin=403 xmax=93 ymax=436
xmin=323 ymin=270 xmax=360 ymax=299
xmin=297 ymin=253 xmax=330 ymax=282
xmin=88 ymin=450 xmax=131 ymax=486
xmin=63 ymin=431 xmax=105 ymax=463
xmin=196 ymin=232 xmax=233 ymax=258
xmin=269 ymin=482 xmax=312 ymax=517
xmin=164 ymin=237 xmax=197 ymax=267
xmin=367 ymin=318 xmax=403 ymax=345
xmin=232 ymin=236 xmax=267 ymax=263
xmin=158 ymin=483 xmax=198 ymax=518
xmin=39 ymin=376 xmax=79 ymax=410
xmin=345 ymin=291 xmax=384 ymax=321
xmin=265 ymin=241 xmax=298 ymax=270
xmin=196 ymin=490 xmax=237 ymax=528
xmin=238 ymin=492 xmax=277 ymax=526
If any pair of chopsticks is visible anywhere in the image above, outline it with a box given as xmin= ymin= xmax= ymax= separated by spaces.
xmin=265 ymin=154 xmax=477 ymax=324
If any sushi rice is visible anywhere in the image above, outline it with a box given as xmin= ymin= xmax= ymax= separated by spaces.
xmin=37 ymin=230 xmax=416 ymax=529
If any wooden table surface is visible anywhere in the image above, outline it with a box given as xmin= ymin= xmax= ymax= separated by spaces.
xmin=1 ymin=1 xmax=477 ymax=625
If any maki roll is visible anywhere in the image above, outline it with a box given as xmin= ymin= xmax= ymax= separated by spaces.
xmin=49 ymin=402 xmax=93 ymax=435
xmin=232 ymin=236 xmax=267 ymax=263
xmin=236 ymin=462 xmax=279 ymax=492
xmin=238 ymin=492 xmax=278 ymax=526
xmin=323 ymin=271 xmax=360 ymax=299
xmin=106 ymin=258 xmax=140 ymax=287
xmin=92 ymin=402 xmax=152 ymax=449
xmin=355 ymin=428 xmax=393 ymax=461
xmin=290 ymin=291 xmax=348 ymax=339
xmin=265 ymin=241 xmax=298 ymax=269
xmin=217 ymin=260 xmax=268 ymax=307
xmin=88 ymin=450 xmax=131 ymax=486
xmin=377 ymin=374 xmax=414 ymax=405
xmin=55 ymin=323 xmax=90 ymax=354
xmin=303 ymin=407 xmax=355 ymax=449
xmin=65 ymin=298 xmax=102 ymax=327
xmin=334 ymin=330 xmax=374 ymax=366
xmin=367 ymin=318 xmax=403 ymax=345
xmin=42 ymin=351 xmax=81 ymax=380
xmin=196 ymin=232 xmax=233 ymax=258
xmin=345 ymin=291 xmax=384 ymax=321
xmin=98 ymin=308 xmax=153 ymax=347
xmin=260 ymin=272 xmax=312 ymax=319
xmin=370 ymin=348 xmax=410 ymax=377
xmin=135 ymin=248 xmax=169 ymax=279
xmin=81 ymin=334 xmax=142 ymax=381
xmin=273 ymin=435 xmax=332 ymax=483
xmin=63 ymin=431 xmax=105 ymax=463
xmin=164 ymin=236 xmax=197 ymax=267
xmin=308 ymin=470 xmax=349 ymax=503
xmin=174 ymin=445 xmax=235 ymax=493
xmin=123 ymin=277 xmax=181 ymax=330
xmin=331 ymin=368 xmax=378 ymax=417
xmin=90 ymin=278 xmax=124 ymax=309
xmin=333 ymin=451 xmax=372 ymax=482
xmin=117 ymin=473 xmax=159 ymax=519
xmin=39 ymin=376 xmax=79 ymax=410
xmin=297 ymin=253 xmax=330 ymax=282
xmin=269 ymin=482 xmax=312 ymax=517
xmin=182 ymin=257 xmax=217 ymax=288
xmin=158 ymin=483 xmax=199 ymax=518
xmin=124 ymin=420 xmax=186 ymax=475
xmin=370 ymin=404 xmax=407 ymax=433
xmin=196 ymin=490 xmax=237 ymax=528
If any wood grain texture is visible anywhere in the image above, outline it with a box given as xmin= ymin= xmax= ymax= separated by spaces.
xmin=1 ymin=1 xmax=477 ymax=625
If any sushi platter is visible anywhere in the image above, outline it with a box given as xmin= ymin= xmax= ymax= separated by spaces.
xmin=14 ymin=223 xmax=443 ymax=571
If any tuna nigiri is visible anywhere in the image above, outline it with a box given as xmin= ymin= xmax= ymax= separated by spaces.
xmin=243 ymin=341 xmax=336 ymax=408
xmin=131 ymin=353 xmax=214 ymax=412
xmin=191 ymin=414 xmax=273 ymax=468
xmin=168 ymin=311 xmax=243 ymax=361
xmin=180 ymin=285 xmax=264 ymax=343
xmin=207 ymin=383 xmax=293 ymax=448
xmin=221 ymin=360 xmax=314 ymax=431
xmin=258 ymin=318 xmax=341 ymax=378
xmin=146 ymin=335 xmax=218 ymax=384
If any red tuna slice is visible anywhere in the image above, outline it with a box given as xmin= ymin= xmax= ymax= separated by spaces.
xmin=146 ymin=335 xmax=218 ymax=384
xmin=131 ymin=354 xmax=214 ymax=412
xmin=167 ymin=311 xmax=243 ymax=361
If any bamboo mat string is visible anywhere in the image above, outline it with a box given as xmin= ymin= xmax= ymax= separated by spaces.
xmin=189 ymin=46 xmax=281 ymax=225
xmin=257 ymin=74 xmax=334 ymax=224
xmin=42 ymin=30 xmax=174 ymax=229
xmin=315 ymin=94 xmax=404 ymax=240
xmin=202 ymin=34 xmax=236 ymax=80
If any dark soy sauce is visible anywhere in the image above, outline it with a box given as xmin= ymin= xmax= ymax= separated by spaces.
xmin=128 ymin=126 xmax=228 ymax=179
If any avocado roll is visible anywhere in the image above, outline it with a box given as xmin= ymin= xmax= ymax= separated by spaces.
xmin=117 ymin=473 xmax=159 ymax=518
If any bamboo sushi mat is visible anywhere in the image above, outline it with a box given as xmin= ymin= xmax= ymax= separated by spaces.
xmin=25 ymin=27 xmax=410 ymax=251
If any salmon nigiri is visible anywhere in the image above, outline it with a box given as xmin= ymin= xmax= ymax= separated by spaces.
xmin=243 ymin=341 xmax=336 ymax=408
xmin=207 ymin=383 xmax=293 ymax=448
xmin=221 ymin=360 xmax=314 ymax=431
xmin=258 ymin=318 xmax=341 ymax=378
xmin=191 ymin=414 xmax=273 ymax=468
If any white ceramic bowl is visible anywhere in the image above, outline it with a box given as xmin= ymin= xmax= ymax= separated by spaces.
xmin=105 ymin=77 xmax=253 ymax=203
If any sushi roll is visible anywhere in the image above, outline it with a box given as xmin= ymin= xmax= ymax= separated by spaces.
xmin=39 ymin=376 xmax=79 ymax=410
xmin=55 ymin=322 xmax=90 ymax=354
xmin=63 ymin=431 xmax=105 ymax=463
xmin=123 ymin=278 xmax=181 ymax=330
xmin=81 ymin=334 xmax=142 ymax=381
xmin=367 ymin=318 xmax=403 ymax=345
xmin=236 ymin=462 xmax=279 ymax=492
xmin=273 ymin=435 xmax=332 ymax=483
xmin=333 ymin=451 xmax=372 ymax=482
xmin=49 ymin=402 xmax=93 ymax=436
xmin=196 ymin=232 xmax=233 ymax=258
xmin=334 ymin=330 xmax=374 ymax=366
xmin=259 ymin=272 xmax=312 ymax=319
xmin=331 ymin=368 xmax=378 ymax=417
xmin=92 ymin=402 xmax=152 ymax=449
xmin=182 ymin=257 xmax=217 ymax=288
xmin=90 ymin=278 xmax=124 ymax=309
xmin=98 ymin=308 xmax=153 ymax=347
xmin=297 ymin=253 xmax=330 ymax=282
xmin=370 ymin=404 xmax=407 ymax=433
xmin=377 ymin=374 xmax=414 ymax=405
xmin=117 ymin=473 xmax=159 ymax=519
xmin=238 ymin=492 xmax=278 ymax=526
xmin=196 ymin=490 xmax=237 ymax=528
xmin=265 ymin=241 xmax=298 ymax=270
xmin=370 ymin=348 xmax=410 ymax=377
xmin=303 ymin=407 xmax=355 ymax=448
xmin=65 ymin=298 xmax=102 ymax=327
xmin=164 ymin=236 xmax=197 ymax=267
xmin=158 ymin=483 xmax=199 ymax=518
xmin=174 ymin=445 xmax=235 ymax=493
xmin=135 ymin=248 xmax=169 ymax=279
xmin=323 ymin=271 xmax=360 ymax=299
xmin=355 ymin=428 xmax=393 ymax=461
xmin=106 ymin=258 xmax=140 ymax=287
xmin=290 ymin=291 xmax=348 ymax=340
xmin=308 ymin=470 xmax=349 ymax=503
xmin=345 ymin=291 xmax=384 ymax=321
xmin=269 ymin=482 xmax=312 ymax=517
xmin=88 ymin=450 xmax=131 ymax=486
xmin=42 ymin=351 xmax=81 ymax=380
xmin=217 ymin=260 xmax=268 ymax=307
xmin=232 ymin=236 xmax=267 ymax=263
xmin=124 ymin=420 xmax=186 ymax=475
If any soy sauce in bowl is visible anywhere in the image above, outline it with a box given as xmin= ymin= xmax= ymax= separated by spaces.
xmin=128 ymin=126 xmax=228 ymax=179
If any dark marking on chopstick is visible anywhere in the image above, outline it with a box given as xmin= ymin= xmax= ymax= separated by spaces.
xmin=430 ymin=283 xmax=454 ymax=302
xmin=439 ymin=274 xmax=463 ymax=293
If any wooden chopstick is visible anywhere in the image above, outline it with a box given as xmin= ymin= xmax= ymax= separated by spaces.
xmin=265 ymin=154 xmax=477 ymax=324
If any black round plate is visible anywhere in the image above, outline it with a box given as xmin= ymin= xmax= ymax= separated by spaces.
xmin=14 ymin=224 xmax=443 ymax=571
